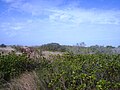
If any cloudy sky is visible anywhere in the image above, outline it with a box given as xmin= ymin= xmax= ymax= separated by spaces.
xmin=0 ymin=0 xmax=120 ymax=46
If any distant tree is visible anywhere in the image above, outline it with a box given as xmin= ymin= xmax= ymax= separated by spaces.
xmin=76 ymin=42 xmax=86 ymax=47
xmin=80 ymin=42 xmax=86 ymax=47
xmin=118 ymin=45 xmax=120 ymax=48
xmin=0 ymin=44 xmax=6 ymax=47
xmin=106 ymin=45 xmax=115 ymax=48
xmin=40 ymin=43 xmax=66 ymax=52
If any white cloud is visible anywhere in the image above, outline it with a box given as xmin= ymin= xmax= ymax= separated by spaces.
xmin=1 ymin=22 xmax=24 ymax=30
xmin=2 ymin=0 xmax=62 ymax=16
xmin=1 ymin=0 xmax=120 ymax=31
xmin=0 ymin=20 xmax=32 ymax=37
xmin=3 ymin=0 xmax=120 ymax=25
xmin=49 ymin=8 xmax=120 ymax=25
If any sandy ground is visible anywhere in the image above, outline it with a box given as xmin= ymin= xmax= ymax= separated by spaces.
xmin=42 ymin=51 xmax=63 ymax=59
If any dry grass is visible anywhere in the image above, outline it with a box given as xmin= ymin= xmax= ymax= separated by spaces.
xmin=42 ymin=51 xmax=63 ymax=59
xmin=2 ymin=71 xmax=39 ymax=90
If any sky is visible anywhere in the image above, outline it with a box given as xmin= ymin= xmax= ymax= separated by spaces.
xmin=0 ymin=0 xmax=120 ymax=46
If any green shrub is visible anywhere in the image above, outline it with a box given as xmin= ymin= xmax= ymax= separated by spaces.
xmin=0 ymin=53 xmax=37 ymax=81
xmin=37 ymin=54 xmax=120 ymax=90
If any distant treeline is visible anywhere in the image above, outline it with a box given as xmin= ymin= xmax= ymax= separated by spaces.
xmin=39 ymin=43 xmax=66 ymax=52
xmin=1 ymin=43 xmax=120 ymax=54
xmin=66 ymin=45 xmax=120 ymax=54
xmin=37 ymin=43 xmax=120 ymax=54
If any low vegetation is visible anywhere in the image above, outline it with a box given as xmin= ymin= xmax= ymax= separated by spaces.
xmin=0 ymin=43 xmax=120 ymax=90
xmin=37 ymin=53 xmax=120 ymax=90
xmin=0 ymin=53 xmax=39 ymax=89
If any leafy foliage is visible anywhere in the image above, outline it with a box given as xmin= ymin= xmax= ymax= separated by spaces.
xmin=0 ymin=53 xmax=37 ymax=82
xmin=0 ymin=46 xmax=120 ymax=90
xmin=37 ymin=54 xmax=120 ymax=90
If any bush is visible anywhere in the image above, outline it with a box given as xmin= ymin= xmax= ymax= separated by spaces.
xmin=37 ymin=54 xmax=120 ymax=90
xmin=0 ymin=53 xmax=37 ymax=81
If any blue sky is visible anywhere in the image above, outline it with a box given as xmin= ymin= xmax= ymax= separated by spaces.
xmin=0 ymin=0 xmax=120 ymax=46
